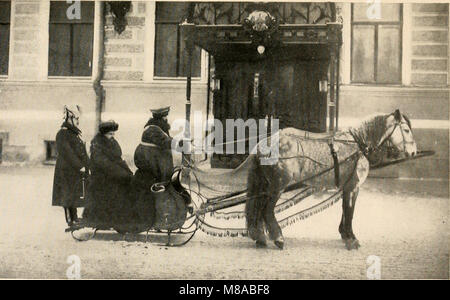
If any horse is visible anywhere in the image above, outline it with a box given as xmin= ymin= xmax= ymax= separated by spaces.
xmin=245 ymin=109 xmax=417 ymax=250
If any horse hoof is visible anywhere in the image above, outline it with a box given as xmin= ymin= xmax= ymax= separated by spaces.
xmin=256 ymin=240 xmax=267 ymax=248
xmin=345 ymin=239 xmax=360 ymax=250
xmin=274 ymin=239 xmax=284 ymax=250
xmin=248 ymin=228 xmax=265 ymax=242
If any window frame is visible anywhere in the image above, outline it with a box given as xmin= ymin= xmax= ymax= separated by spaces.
xmin=48 ymin=1 xmax=95 ymax=78
xmin=44 ymin=140 xmax=58 ymax=163
xmin=0 ymin=0 xmax=11 ymax=77
xmin=350 ymin=3 xmax=403 ymax=84
xmin=153 ymin=3 xmax=202 ymax=80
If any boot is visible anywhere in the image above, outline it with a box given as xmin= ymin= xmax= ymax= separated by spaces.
xmin=64 ymin=208 xmax=73 ymax=226
xmin=69 ymin=207 xmax=79 ymax=223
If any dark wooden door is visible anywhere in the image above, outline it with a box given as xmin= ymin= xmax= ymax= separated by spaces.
xmin=262 ymin=59 xmax=328 ymax=132
xmin=211 ymin=58 xmax=328 ymax=168
xmin=212 ymin=61 xmax=256 ymax=168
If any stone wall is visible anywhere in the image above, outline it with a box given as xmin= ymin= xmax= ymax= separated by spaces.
xmin=103 ymin=1 xmax=146 ymax=81
xmin=411 ymin=3 xmax=449 ymax=85
xmin=8 ymin=0 xmax=44 ymax=80
xmin=0 ymin=82 xmax=97 ymax=162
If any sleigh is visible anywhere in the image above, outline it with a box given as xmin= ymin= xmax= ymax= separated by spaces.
xmin=66 ymin=168 xmax=198 ymax=246
xmin=65 ymin=161 xmax=332 ymax=245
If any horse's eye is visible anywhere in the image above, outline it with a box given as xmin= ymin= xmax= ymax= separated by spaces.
xmin=404 ymin=129 xmax=410 ymax=134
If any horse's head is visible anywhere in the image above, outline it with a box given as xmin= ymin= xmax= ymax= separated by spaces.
xmin=381 ymin=109 xmax=417 ymax=158
xmin=350 ymin=109 xmax=418 ymax=165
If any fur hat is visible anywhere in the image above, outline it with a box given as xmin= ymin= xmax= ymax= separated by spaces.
xmin=150 ymin=106 xmax=170 ymax=119
xmin=99 ymin=120 xmax=119 ymax=134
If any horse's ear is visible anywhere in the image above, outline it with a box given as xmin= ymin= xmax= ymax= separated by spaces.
xmin=394 ymin=109 xmax=402 ymax=122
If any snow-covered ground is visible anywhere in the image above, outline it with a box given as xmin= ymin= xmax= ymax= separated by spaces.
xmin=0 ymin=166 xmax=448 ymax=279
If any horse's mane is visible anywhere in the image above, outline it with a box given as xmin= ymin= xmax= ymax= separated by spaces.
xmin=349 ymin=114 xmax=389 ymax=153
xmin=403 ymin=114 xmax=412 ymax=130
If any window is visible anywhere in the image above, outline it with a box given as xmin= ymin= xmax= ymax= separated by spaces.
xmin=351 ymin=4 xmax=402 ymax=84
xmin=45 ymin=140 xmax=58 ymax=162
xmin=0 ymin=1 xmax=11 ymax=75
xmin=48 ymin=1 xmax=94 ymax=77
xmin=154 ymin=2 xmax=201 ymax=78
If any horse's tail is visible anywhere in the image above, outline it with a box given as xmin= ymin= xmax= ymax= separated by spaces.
xmin=246 ymin=154 xmax=268 ymax=240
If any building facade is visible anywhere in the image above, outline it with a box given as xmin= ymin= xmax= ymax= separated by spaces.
xmin=0 ymin=1 xmax=448 ymax=179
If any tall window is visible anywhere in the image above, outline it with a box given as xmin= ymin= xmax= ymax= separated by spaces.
xmin=0 ymin=1 xmax=11 ymax=75
xmin=351 ymin=3 xmax=402 ymax=84
xmin=154 ymin=2 xmax=201 ymax=78
xmin=48 ymin=1 xmax=94 ymax=77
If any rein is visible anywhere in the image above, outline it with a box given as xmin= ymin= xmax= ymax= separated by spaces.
xmin=349 ymin=120 xmax=411 ymax=162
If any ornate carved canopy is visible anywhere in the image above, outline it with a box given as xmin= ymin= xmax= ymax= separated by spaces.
xmin=192 ymin=2 xmax=336 ymax=25
xmin=181 ymin=2 xmax=342 ymax=61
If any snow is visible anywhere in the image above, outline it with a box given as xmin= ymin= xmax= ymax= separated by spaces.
xmin=0 ymin=166 xmax=448 ymax=279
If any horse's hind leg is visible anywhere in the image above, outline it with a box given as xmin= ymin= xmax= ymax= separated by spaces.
xmin=246 ymin=157 xmax=268 ymax=247
xmin=255 ymin=212 xmax=267 ymax=248
xmin=264 ymin=194 xmax=284 ymax=249
xmin=340 ymin=187 xmax=360 ymax=250
xmin=246 ymin=191 xmax=267 ymax=247
xmin=249 ymin=201 xmax=267 ymax=247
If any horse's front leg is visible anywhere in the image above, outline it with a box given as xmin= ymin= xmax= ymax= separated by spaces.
xmin=339 ymin=187 xmax=360 ymax=250
xmin=338 ymin=191 xmax=348 ymax=240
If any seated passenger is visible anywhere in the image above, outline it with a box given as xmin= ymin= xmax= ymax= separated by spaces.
xmin=83 ymin=120 xmax=134 ymax=227
xmin=133 ymin=106 xmax=192 ymax=227
xmin=135 ymin=106 xmax=174 ymax=186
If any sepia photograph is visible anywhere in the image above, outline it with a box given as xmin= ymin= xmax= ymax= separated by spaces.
xmin=0 ymin=0 xmax=448 ymax=282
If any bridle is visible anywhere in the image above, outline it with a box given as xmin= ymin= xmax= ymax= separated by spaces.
xmin=377 ymin=119 xmax=414 ymax=156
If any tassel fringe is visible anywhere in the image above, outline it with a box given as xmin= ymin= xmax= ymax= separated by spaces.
xmin=194 ymin=189 xmax=342 ymax=238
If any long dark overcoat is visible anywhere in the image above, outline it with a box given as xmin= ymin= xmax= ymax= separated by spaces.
xmin=132 ymin=123 xmax=175 ymax=226
xmin=83 ymin=134 xmax=134 ymax=227
xmin=52 ymin=122 xmax=89 ymax=208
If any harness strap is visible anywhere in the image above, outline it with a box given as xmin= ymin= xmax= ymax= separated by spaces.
xmin=328 ymin=142 xmax=340 ymax=187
